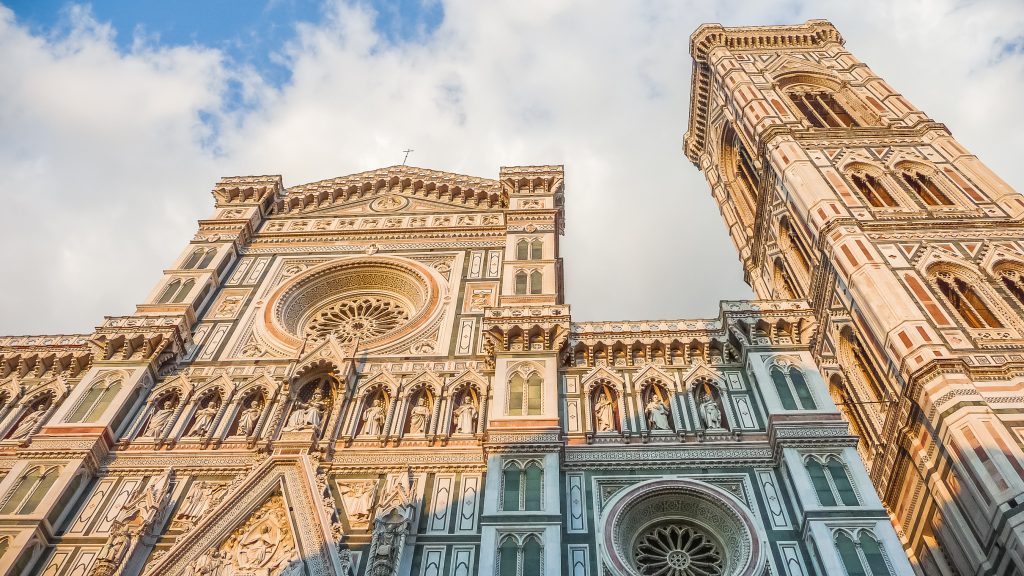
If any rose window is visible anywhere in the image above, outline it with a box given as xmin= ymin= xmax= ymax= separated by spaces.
xmin=634 ymin=524 xmax=723 ymax=576
xmin=303 ymin=297 xmax=411 ymax=343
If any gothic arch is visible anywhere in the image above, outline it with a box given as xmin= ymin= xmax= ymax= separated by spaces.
xmin=718 ymin=123 xmax=759 ymax=231
xmin=772 ymin=70 xmax=878 ymax=128
xmin=891 ymin=159 xmax=962 ymax=208
xmin=924 ymin=260 xmax=1012 ymax=330
xmin=840 ymin=161 xmax=903 ymax=209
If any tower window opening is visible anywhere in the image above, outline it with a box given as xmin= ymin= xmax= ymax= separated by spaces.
xmin=851 ymin=173 xmax=897 ymax=208
xmin=901 ymin=171 xmax=952 ymax=206
xmin=934 ymin=273 xmax=1002 ymax=329
xmin=789 ymin=91 xmax=859 ymax=128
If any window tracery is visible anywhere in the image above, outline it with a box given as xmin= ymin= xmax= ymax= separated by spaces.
xmin=719 ymin=124 xmax=758 ymax=230
xmin=899 ymin=169 xmax=953 ymax=207
xmin=931 ymin=270 xmax=1003 ymax=329
xmin=835 ymin=529 xmax=893 ymax=576
xmin=805 ymin=454 xmax=859 ymax=506
xmin=634 ymin=524 xmax=723 ymax=576
xmin=507 ymin=370 xmax=542 ymax=416
xmin=67 ymin=377 xmax=122 ymax=423
xmin=303 ymin=296 xmax=411 ymax=344
xmin=498 ymin=533 xmax=543 ymax=576
xmin=787 ymin=89 xmax=859 ymax=128
xmin=0 ymin=465 xmax=60 ymax=515
xmin=849 ymin=171 xmax=898 ymax=208
xmin=769 ymin=362 xmax=816 ymax=410
xmin=995 ymin=263 xmax=1024 ymax=308
xmin=501 ymin=460 xmax=543 ymax=513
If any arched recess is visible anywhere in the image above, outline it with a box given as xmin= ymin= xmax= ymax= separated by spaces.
xmin=4 ymin=389 xmax=56 ymax=440
xmin=773 ymin=71 xmax=878 ymax=128
xmin=226 ymin=378 xmax=272 ymax=438
xmin=893 ymin=160 xmax=960 ymax=208
xmin=446 ymin=372 xmax=486 ymax=436
xmin=400 ymin=379 xmax=437 ymax=436
xmin=925 ymin=262 xmax=1009 ymax=330
xmin=829 ymin=373 xmax=872 ymax=465
xmin=636 ymin=372 xmax=675 ymax=432
xmin=777 ymin=216 xmax=812 ymax=289
xmin=67 ymin=373 xmax=125 ymax=423
xmin=718 ymin=123 xmax=760 ymax=231
xmin=842 ymin=162 xmax=901 ymax=209
xmin=835 ymin=326 xmax=887 ymax=456
xmin=353 ymin=373 xmax=398 ymax=437
xmin=992 ymin=259 xmax=1024 ymax=311
xmin=692 ymin=377 xmax=729 ymax=431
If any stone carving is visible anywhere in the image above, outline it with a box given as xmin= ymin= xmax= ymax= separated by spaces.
xmin=362 ymin=398 xmax=386 ymax=436
xmin=173 ymin=481 xmax=226 ymax=528
xmin=143 ymin=400 xmax=176 ymax=437
xmin=594 ymin=393 xmax=615 ymax=432
xmin=453 ymin=398 xmax=477 ymax=434
xmin=634 ymin=524 xmax=723 ymax=576
xmin=237 ymin=400 xmax=262 ymax=436
xmin=215 ymin=296 xmax=243 ymax=317
xmin=189 ymin=401 xmax=219 ymax=436
xmin=9 ymin=402 xmax=48 ymax=439
xmin=93 ymin=469 xmax=175 ymax=576
xmin=304 ymin=296 xmax=411 ymax=344
xmin=645 ymin=398 xmax=672 ymax=431
xmin=284 ymin=391 xmax=328 ymax=433
xmin=367 ymin=470 xmax=415 ymax=576
xmin=96 ymin=523 xmax=132 ymax=564
xmin=701 ymin=398 xmax=724 ymax=430
xmin=408 ymin=397 xmax=430 ymax=434
xmin=189 ymin=548 xmax=223 ymax=575
xmin=339 ymin=480 xmax=376 ymax=525
xmin=210 ymin=494 xmax=298 ymax=575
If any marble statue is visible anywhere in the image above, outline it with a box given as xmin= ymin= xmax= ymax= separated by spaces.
xmin=408 ymin=397 xmax=431 ymax=434
xmin=144 ymin=400 xmax=175 ymax=437
xmin=363 ymin=398 xmax=386 ymax=436
xmin=646 ymin=397 xmax=672 ymax=431
xmin=453 ymin=397 xmax=477 ymax=434
xmin=237 ymin=399 xmax=262 ymax=436
xmin=189 ymin=401 xmax=218 ymax=436
xmin=594 ymin=393 xmax=615 ymax=432
xmin=701 ymin=397 xmax=723 ymax=430
xmin=9 ymin=403 xmax=47 ymax=439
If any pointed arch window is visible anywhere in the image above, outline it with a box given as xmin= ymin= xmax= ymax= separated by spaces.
xmin=502 ymin=459 xmax=543 ymax=512
xmin=498 ymin=534 xmax=544 ymax=576
xmin=850 ymin=172 xmax=897 ymax=208
xmin=198 ymin=248 xmax=216 ymax=269
xmin=156 ymin=279 xmax=181 ymax=304
xmin=770 ymin=365 xmax=816 ymax=410
xmin=0 ymin=466 xmax=60 ymax=515
xmin=901 ymin=170 xmax=952 ymax=206
xmin=514 ymin=271 xmax=528 ymax=295
xmin=788 ymin=91 xmax=859 ymax=128
xmin=806 ymin=455 xmax=859 ymax=506
xmin=933 ymin=271 xmax=1002 ymax=328
xmin=183 ymin=249 xmax=205 ymax=270
xmin=530 ymin=239 xmax=543 ymax=260
xmin=997 ymin=265 xmax=1024 ymax=307
xmin=172 ymin=278 xmax=195 ymax=303
xmin=516 ymin=239 xmax=530 ymax=260
xmin=529 ymin=271 xmax=543 ymax=295
xmin=67 ymin=379 xmax=123 ymax=423
xmin=836 ymin=530 xmax=892 ymax=576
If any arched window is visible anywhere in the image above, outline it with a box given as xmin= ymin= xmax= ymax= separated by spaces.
xmin=849 ymin=172 xmax=897 ymax=208
xmin=156 ymin=279 xmax=181 ymax=304
xmin=779 ymin=218 xmax=812 ymax=285
xmin=516 ymin=239 xmax=529 ymax=260
xmin=773 ymin=258 xmax=798 ymax=299
xmin=806 ymin=456 xmax=859 ymax=506
xmin=499 ymin=536 xmax=520 ymax=576
xmin=198 ymin=248 xmax=217 ymax=269
xmin=182 ymin=249 xmax=204 ymax=270
xmin=514 ymin=271 xmax=528 ymax=295
xmin=172 ymin=278 xmax=195 ymax=304
xmin=530 ymin=239 xmax=543 ymax=260
xmin=933 ymin=271 xmax=1002 ymax=328
xmin=721 ymin=124 xmax=758 ymax=230
xmin=0 ymin=466 xmax=60 ymax=515
xmin=526 ymin=373 xmax=542 ymax=415
xmin=529 ymin=271 xmax=542 ymax=295
xmin=67 ymin=379 xmax=122 ymax=423
xmin=997 ymin=265 xmax=1024 ymax=306
xmin=502 ymin=460 xmax=543 ymax=513
xmin=770 ymin=365 xmax=816 ymax=410
xmin=788 ymin=90 xmax=859 ymax=128
xmin=522 ymin=535 xmax=543 ymax=576
xmin=901 ymin=170 xmax=952 ymax=206
xmin=508 ymin=371 xmax=542 ymax=416
xmin=836 ymin=530 xmax=892 ymax=576
xmin=498 ymin=534 xmax=544 ymax=576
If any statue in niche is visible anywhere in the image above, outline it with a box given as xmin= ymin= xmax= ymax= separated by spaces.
xmin=237 ymin=399 xmax=262 ymax=436
xmin=189 ymin=401 xmax=219 ymax=436
xmin=701 ymin=395 xmax=724 ymax=430
xmin=453 ymin=397 xmax=478 ymax=434
xmin=408 ymin=397 xmax=431 ymax=434
xmin=339 ymin=481 xmax=376 ymax=525
xmin=362 ymin=397 xmax=386 ymax=435
xmin=645 ymin=397 xmax=672 ymax=431
xmin=285 ymin=390 xmax=327 ymax=432
xmin=144 ymin=400 xmax=175 ymax=437
xmin=593 ymin=390 xmax=615 ymax=432
xmin=9 ymin=402 xmax=47 ymax=439
xmin=368 ymin=509 xmax=410 ymax=576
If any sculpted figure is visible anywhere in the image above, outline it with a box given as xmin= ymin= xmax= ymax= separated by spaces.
xmin=408 ymin=397 xmax=430 ymax=434
xmin=191 ymin=548 xmax=222 ymax=575
xmin=304 ymin=391 xmax=327 ymax=430
xmin=189 ymin=401 xmax=219 ymax=436
xmin=138 ymin=468 xmax=175 ymax=529
xmin=701 ymin=397 xmax=723 ymax=430
xmin=284 ymin=400 xmax=307 ymax=431
xmin=453 ymin=398 xmax=477 ymax=434
xmin=646 ymin=397 xmax=672 ymax=431
xmin=238 ymin=399 xmax=262 ymax=436
xmin=339 ymin=481 xmax=375 ymax=524
xmin=239 ymin=525 xmax=275 ymax=567
xmin=144 ymin=400 xmax=175 ymax=437
xmin=9 ymin=403 xmax=47 ymax=439
xmin=97 ymin=523 xmax=132 ymax=563
xmin=594 ymin=393 xmax=615 ymax=432
xmin=362 ymin=398 xmax=385 ymax=436
xmin=178 ymin=481 xmax=214 ymax=520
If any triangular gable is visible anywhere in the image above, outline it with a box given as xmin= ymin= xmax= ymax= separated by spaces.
xmin=404 ymin=370 xmax=444 ymax=395
xmin=448 ymin=368 xmax=488 ymax=393
xmin=293 ymin=335 xmax=355 ymax=383
xmin=580 ymin=366 xmax=625 ymax=391
xmin=277 ymin=165 xmax=507 ymax=215
xmin=144 ymin=459 xmax=333 ymax=575
xmin=631 ymin=364 xmax=674 ymax=387
xmin=358 ymin=370 xmax=400 ymax=395
xmin=680 ymin=364 xmax=726 ymax=391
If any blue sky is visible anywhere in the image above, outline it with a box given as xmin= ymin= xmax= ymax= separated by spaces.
xmin=1 ymin=0 xmax=1022 ymax=334
xmin=5 ymin=0 xmax=444 ymax=88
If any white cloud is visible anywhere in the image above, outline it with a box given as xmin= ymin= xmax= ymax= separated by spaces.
xmin=1 ymin=0 xmax=1022 ymax=334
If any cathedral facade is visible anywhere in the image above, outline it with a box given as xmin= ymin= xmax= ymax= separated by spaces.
xmin=0 ymin=19 xmax=1018 ymax=576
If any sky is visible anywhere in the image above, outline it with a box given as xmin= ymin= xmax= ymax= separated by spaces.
xmin=1 ymin=0 xmax=1023 ymax=335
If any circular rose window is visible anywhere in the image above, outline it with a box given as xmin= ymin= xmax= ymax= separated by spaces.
xmin=264 ymin=257 xmax=440 ymax=351
xmin=599 ymin=479 xmax=765 ymax=576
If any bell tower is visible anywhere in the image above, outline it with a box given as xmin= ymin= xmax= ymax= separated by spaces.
xmin=685 ymin=20 xmax=1024 ymax=575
